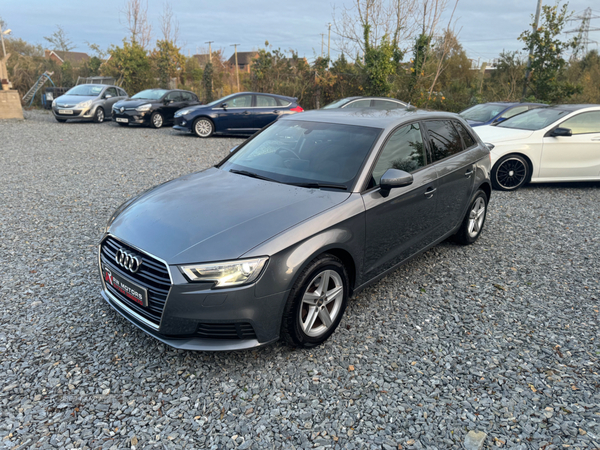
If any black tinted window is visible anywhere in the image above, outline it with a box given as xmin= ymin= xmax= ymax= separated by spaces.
xmin=453 ymin=121 xmax=476 ymax=148
xmin=118 ymin=88 xmax=127 ymax=97
xmin=424 ymin=120 xmax=464 ymax=162
xmin=371 ymin=123 xmax=426 ymax=186
xmin=166 ymin=92 xmax=183 ymax=101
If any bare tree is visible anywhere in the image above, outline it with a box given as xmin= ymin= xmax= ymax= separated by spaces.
xmin=427 ymin=0 xmax=459 ymax=97
xmin=44 ymin=25 xmax=75 ymax=52
xmin=332 ymin=0 xmax=420 ymax=56
xmin=159 ymin=1 xmax=179 ymax=44
xmin=121 ymin=0 xmax=152 ymax=49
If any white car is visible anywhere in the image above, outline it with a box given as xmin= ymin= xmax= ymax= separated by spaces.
xmin=474 ymin=105 xmax=600 ymax=190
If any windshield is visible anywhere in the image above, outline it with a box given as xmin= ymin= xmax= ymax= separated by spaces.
xmin=322 ymin=98 xmax=353 ymax=109
xmin=220 ymin=120 xmax=382 ymax=189
xmin=206 ymin=93 xmax=239 ymax=107
xmin=497 ymin=108 xmax=570 ymax=130
xmin=65 ymin=85 xmax=104 ymax=96
xmin=460 ymin=104 xmax=507 ymax=122
xmin=132 ymin=89 xmax=168 ymax=100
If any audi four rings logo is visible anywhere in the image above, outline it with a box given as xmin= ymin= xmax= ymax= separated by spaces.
xmin=115 ymin=248 xmax=143 ymax=273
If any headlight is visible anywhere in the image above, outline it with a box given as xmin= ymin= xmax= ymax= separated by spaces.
xmin=179 ymin=257 xmax=268 ymax=287
xmin=136 ymin=104 xmax=152 ymax=111
xmin=52 ymin=99 xmax=56 ymax=107
xmin=76 ymin=99 xmax=93 ymax=109
xmin=174 ymin=109 xmax=193 ymax=117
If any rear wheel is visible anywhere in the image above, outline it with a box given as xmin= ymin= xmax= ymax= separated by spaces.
xmin=193 ymin=118 xmax=214 ymax=137
xmin=281 ymin=254 xmax=349 ymax=348
xmin=492 ymin=154 xmax=530 ymax=191
xmin=454 ymin=189 xmax=488 ymax=245
xmin=150 ymin=112 xmax=163 ymax=128
xmin=93 ymin=107 xmax=105 ymax=123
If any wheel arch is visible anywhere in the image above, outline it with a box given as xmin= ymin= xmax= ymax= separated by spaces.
xmin=492 ymin=152 xmax=534 ymax=182
xmin=193 ymin=115 xmax=216 ymax=131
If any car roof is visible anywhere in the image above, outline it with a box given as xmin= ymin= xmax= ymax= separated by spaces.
xmin=340 ymin=96 xmax=405 ymax=102
xmin=546 ymin=104 xmax=600 ymax=111
xmin=231 ymin=91 xmax=297 ymax=102
xmin=280 ymin=108 xmax=461 ymax=131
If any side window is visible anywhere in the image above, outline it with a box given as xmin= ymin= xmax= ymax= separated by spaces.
xmin=118 ymin=88 xmax=127 ymax=97
xmin=256 ymin=95 xmax=278 ymax=107
xmin=166 ymin=92 xmax=179 ymax=102
xmin=229 ymin=95 xmax=252 ymax=108
xmin=424 ymin=120 xmax=464 ymax=162
xmin=559 ymin=112 xmax=600 ymax=134
xmin=453 ymin=121 xmax=476 ymax=148
xmin=501 ymin=106 xmax=528 ymax=119
xmin=371 ymin=123 xmax=426 ymax=186
xmin=106 ymin=87 xmax=118 ymax=97
xmin=372 ymin=100 xmax=403 ymax=110
xmin=276 ymin=98 xmax=291 ymax=107
xmin=344 ymin=99 xmax=372 ymax=109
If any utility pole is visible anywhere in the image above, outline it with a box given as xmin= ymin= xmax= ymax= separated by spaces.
xmin=205 ymin=41 xmax=214 ymax=63
xmin=0 ymin=23 xmax=7 ymax=58
xmin=231 ymin=43 xmax=240 ymax=92
xmin=522 ymin=0 xmax=543 ymax=99
xmin=327 ymin=23 xmax=331 ymax=67
xmin=320 ymin=33 xmax=325 ymax=57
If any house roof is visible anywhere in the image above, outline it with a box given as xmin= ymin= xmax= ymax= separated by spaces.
xmin=46 ymin=50 xmax=91 ymax=65
xmin=228 ymin=51 xmax=258 ymax=66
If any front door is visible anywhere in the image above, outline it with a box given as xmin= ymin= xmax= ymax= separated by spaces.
xmin=540 ymin=111 xmax=600 ymax=178
xmin=362 ymin=122 xmax=439 ymax=281
xmin=216 ymin=94 xmax=254 ymax=134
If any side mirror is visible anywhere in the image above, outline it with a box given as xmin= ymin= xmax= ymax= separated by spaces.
xmin=550 ymin=127 xmax=572 ymax=137
xmin=221 ymin=102 xmax=228 ymax=109
xmin=379 ymin=169 xmax=413 ymax=197
xmin=105 ymin=94 xmax=112 ymax=99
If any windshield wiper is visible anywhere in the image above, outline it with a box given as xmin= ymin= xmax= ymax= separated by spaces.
xmin=229 ymin=169 xmax=282 ymax=184
xmin=288 ymin=182 xmax=347 ymax=190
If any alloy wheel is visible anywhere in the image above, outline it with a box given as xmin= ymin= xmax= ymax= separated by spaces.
xmin=194 ymin=119 xmax=213 ymax=137
xmin=496 ymin=157 xmax=527 ymax=190
xmin=96 ymin=109 xmax=104 ymax=123
xmin=152 ymin=113 xmax=163 ymax=128
xmin=299 ymin=269 xmax=344 ymax=338
xmin=467 ymin=197 xmax=486 ymax=238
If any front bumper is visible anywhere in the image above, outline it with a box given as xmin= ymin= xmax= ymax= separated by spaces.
xmin=112 ymin=109 xmax=150 ymax=125
xmin=98 ymin=235 xmax=288 ymax=351
xmin=52 ymin=106 xmax=96 ymax=120
xmin=173 ymin=116 xmax=193 ymax=132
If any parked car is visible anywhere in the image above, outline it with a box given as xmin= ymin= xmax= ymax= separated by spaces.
xmin=322 ymin=96 xmax=408 ymax=110
xmin=460 ymin=102 xmax=544 ymax=127
xmin=112 ymin=89 xmax=200 ymax=128
xmin=474 ymin=104 xmax=600 ymax=191
xmin=99 ymin=108 xmax=491 ymax=350
xmin=172 ymin=92 xmax=303 ymax=137
xmin=52 ymin=84 xmax=127 ymax=123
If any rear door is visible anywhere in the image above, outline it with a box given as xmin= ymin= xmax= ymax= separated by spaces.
xmin=422 ymin=119 xmax=477 ymax=235
xmin=253 ymin=95 xmax=282 ymax=128
xmin=362 ymin=122 xmax=439 ymax=281
xmin=540 ymin=111 xmax=600 ymax=178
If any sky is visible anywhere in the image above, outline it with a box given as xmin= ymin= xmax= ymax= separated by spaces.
xmin=2 ymin=0 xmax=599 ymax=64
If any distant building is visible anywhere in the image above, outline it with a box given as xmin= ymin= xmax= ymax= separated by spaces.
xmin=45 ymin=50 xmax=91 ymax=67
xmin=228 ymin=51 xmax=258 ymax=73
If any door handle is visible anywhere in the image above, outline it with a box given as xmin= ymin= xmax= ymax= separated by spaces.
xmin=465 ymin=169 xmax=474 ymax=177
xmin=243 ymin=111 xmax=250 ymax=115
xmin=424 ymin=187 xmax=436 ymax=197
xmin=273 ymin=110 xmax=280 ymax=113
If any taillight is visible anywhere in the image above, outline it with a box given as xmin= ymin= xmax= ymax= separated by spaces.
xmin=290 ymin=106 xmax=304 ymax=112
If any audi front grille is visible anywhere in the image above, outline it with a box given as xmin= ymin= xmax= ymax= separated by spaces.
xmin=100 ymin=236 xmax=171 ymax=326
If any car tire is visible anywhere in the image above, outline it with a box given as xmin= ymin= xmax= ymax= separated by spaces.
xmin=281 ymin=254 xmax=349 ymax=348
xmin=454 ymin=189 xmax=488 ymax=245
xmin=492 ymin=154 xmax=530 ymax=191
xmin=55 ymin=117 xmax=67 ymax=123
xmin=150 ymin=112 xmax=164 ymax=128
xmin=93 ymin=107 xmax=105 ymax=123
xmin=193 ymin=117 xmax=214 ymax=138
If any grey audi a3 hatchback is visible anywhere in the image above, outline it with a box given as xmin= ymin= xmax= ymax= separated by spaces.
xmin=99 ymin=108 xmax=492 ymax=350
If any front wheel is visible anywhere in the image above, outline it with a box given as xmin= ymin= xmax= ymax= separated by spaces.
xmin=454 ymin=189 xmax=488 ymax=245
xmin=93 ymin=107 xmax=105 ymax=123
xmin=492 ymin=154 xmax=530 ymax=191
xmin=193 ymin=118 xmax=214 ymax=137
xmin=150 ymin=112 xmax=163 ymax=128
xmin=281 ymin=254 xmax=349 ymax=348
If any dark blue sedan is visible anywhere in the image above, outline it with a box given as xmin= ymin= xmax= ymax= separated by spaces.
xmin=173 ymin=92 xmax=304 ymax=137
xmin=460 ymin=102 xmax=545 ymax=127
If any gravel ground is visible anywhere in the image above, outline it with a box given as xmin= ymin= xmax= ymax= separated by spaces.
xmin=0 ymin=110 xmax=599 ymax=450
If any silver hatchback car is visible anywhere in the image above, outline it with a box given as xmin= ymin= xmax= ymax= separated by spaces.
xmin=52 ymin=84 xmax=128 ymax=123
